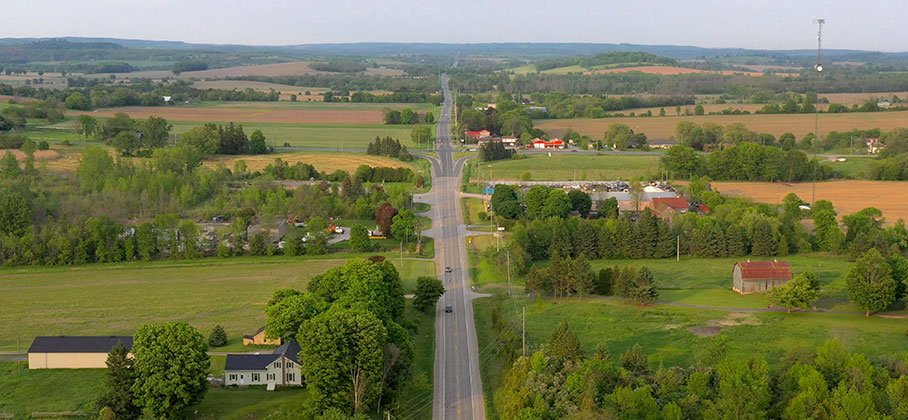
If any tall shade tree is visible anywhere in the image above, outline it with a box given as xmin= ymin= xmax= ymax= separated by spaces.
xmin=300 ymin=307 xmax=387 ymax=414
xmin=132 ymin=322 xmax=209 ymax=418
xmin=846 ymin=248 xmax=898 ymax=316
xmin=413 ymin=276 xmax=445 ymax=313
xmin=768 ymin=272 xmax=821 ymax=313
xmin=265 ymin=291 xmax=329 ymax=341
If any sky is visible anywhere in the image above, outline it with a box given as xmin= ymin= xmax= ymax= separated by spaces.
xmin=1 ymin=0 xmax=906 ymax=51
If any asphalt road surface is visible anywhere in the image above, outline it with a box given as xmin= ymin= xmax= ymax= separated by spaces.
xmin=427 ymin=74 xmax=486 ymax=420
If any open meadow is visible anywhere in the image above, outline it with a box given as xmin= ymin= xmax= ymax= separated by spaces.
xmin=0 ymin=256 xmax=435 ymax=352
xmin=475 ymin=153 xmax=660 ymax=181
xmin=535 ymin=110 xmax=908 ymax=139
xmin=712 ymin=180 xmax=908 ymax=222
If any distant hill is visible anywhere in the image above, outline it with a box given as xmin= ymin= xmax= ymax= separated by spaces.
xmin=1 ymin=37 xmax=906 ymax=62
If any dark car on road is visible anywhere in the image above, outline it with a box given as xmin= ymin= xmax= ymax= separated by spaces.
xmin=445 ymin=266 xmax=452 ymax=273
xmin=445 ymin=305 xmax=453 ymax=313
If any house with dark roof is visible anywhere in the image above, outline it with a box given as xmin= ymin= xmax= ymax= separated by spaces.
xmin=28 ymin=336 xmax=133 ymax=369
xmin=243 ymin=326 xmax=281 ymax=346
xmin=225 ymin=340 xmax=302 ymax=387
xmin=733 ymin=260 xmax=792 ymax=294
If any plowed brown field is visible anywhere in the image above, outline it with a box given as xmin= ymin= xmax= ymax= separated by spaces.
xmin=71 ymin=106 xmax=382 ymax=124
xmin=712 ymin=180 xmax=908 ymax=222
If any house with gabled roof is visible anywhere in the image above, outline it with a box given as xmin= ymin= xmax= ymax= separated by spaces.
xmin=225 ymin=340 xmax=302 ymax=387
xmin=28 ymin=336 xmax=133 ymax=369
xmin=243 ymin=326 xmax=281 ymax=346
xmin=733 ymin=260 xmax=792 ymax=294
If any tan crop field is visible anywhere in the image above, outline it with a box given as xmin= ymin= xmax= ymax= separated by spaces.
xmin=5 ymin=149 xmax=81 ymax=171
xmin=711 ymin=180 xmax=908 ymax=222
xmin=209 ymin=152 xmax=411 ymax=174
xmin=819 ymin=91 xmax=908 ymax=105
xmin=71 ymin=105 xmax=384 ymax=124
xmin=536 ymin=110 xmax=908 ymax=139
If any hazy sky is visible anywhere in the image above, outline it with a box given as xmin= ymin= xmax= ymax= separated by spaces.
xmin=1 ymin=0 xmax=906 ymax=51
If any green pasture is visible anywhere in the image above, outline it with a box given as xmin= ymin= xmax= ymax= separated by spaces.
xmin=0 ymin=255 xmax=434 ymax=351
xmin=477 ymin=153 xmax=660 ymax=181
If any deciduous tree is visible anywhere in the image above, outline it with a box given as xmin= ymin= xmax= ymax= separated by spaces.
xmin=132 ymin=322 xmax=209 ymax=418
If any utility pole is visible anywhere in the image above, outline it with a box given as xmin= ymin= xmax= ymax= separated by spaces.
xmin=812 ymin=18 xmax=826 ymax=205
xmin=522 ymin=307 xmax=526 ymax=357
xmin=676 ymin=235 xmax=680 ymax=262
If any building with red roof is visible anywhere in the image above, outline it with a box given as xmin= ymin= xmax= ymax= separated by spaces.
xmin=530 ymin=138 xmax=565 ymax=149
xmin=465 ymin=130 xmax=491 ymax=139
xmin=651 ymin=197 xmax=690 ymax=221
xmin=732 ymin=260 xmax=792 ymax=294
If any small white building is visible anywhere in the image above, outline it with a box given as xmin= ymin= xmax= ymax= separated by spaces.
xmin=224 ymin=340 xmax=302 ymax=387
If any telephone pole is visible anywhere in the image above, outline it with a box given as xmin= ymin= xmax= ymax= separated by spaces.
xmin=812 ymin=18 xmax=825 ymax=205
xmin=522 ymin=307 xmax=526 ymax=357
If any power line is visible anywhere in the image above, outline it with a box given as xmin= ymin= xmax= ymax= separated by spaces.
xmin=811 ymin=18 xmax=826 ymax=205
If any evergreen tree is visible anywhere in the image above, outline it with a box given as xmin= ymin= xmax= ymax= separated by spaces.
xmin=595 ymin=268 xmax=613 ymax=295
xmin=750 ymin=217 xmax=777 ymax=256
xmin=573 ymin=222 xmax=599 ymax=258
xmin=572 ymin=254 xmax=594 ymax=300
xmin=546 ymin=321 xmax=584 ymax=362
xmin=631 ymin=266 xmax=659 ymax=305
xmin=207 ymin=325 xmax=227 ymax=347
xmin=349 ymin=225 xmax=371 ymax=252
xmin=96 ymin=342 xmax=140 ymax=419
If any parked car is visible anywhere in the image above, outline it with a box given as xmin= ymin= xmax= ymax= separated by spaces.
xmin=334 ymin=227 xmax=344 ymax=234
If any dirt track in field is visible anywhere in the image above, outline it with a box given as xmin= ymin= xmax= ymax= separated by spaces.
xmin=70 ymin=106 xmax=383 ymax=124
xmin=712 ymin=180 xmax=908 ymax=222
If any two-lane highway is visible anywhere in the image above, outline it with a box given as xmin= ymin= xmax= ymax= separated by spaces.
xmin=429 ymin=74 xmax=486 ymax=420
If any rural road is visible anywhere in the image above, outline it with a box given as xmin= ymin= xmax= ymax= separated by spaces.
xmin=419 ymin=74 xmax=486 ymax=420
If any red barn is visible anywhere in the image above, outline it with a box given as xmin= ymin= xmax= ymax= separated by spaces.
xmin=732 ymin=260 xmax=792 ymax=294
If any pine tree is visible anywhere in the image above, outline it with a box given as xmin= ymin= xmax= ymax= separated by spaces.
xmin=595 ymin=268 xmax=613 ymax=295
xmin=750 ymin=218 xmax=777 ymax=256
xmin=208 ymin=324 xmax=227 ymax=347
xmin=546 ymin=321 xmax=584 ymax=362
xmin=96 ymin=342 xmax=140 ymax=419
xmin=572 ymin=254 xmax=594 ymax=300
xmin=631 ymin=266 xmax=659 ymax=305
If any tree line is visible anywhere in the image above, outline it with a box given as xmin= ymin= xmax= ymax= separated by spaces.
xmin=661 ymin=143 xmax=838 ymax=182
xmin=366 ymin=136 xmax=413 ymax=161
xmin=381 ymin=108 xmax=434 ymax=125
xmin=493 ymin=322 xmax=908 ymax=419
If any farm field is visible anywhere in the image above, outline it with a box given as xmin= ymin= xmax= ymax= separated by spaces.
xmin=86 ymin=61 xmax=406 ymax=80
xmin=476 ymin=153 xmax=660 ymax=181
xmin=0 ymin=256 xmax=435 ymax=352
xmin=208 ymin=151 xmax=412 ymax=174
xmin=70 ymin=105 xmax=385 ymax=125
xmin=585 ymin=65 xmax=769 ymax=77
xmin=535 ymin=110 xmax=908 ymax=139
xmin=712 ymin=180 xmax=908 ymax=222
xmin=820 ymin=91 xmax=908 ymax=105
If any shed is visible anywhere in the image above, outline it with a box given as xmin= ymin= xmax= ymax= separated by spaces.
xmin=243 ymin=326 xmax=281 ymax=346
xmin=28 ymin=336 xmax=133 ymax=369
xmin=732 ymin=260 xmax=792 ymax=294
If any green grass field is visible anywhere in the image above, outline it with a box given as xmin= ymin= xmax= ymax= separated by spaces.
xmin=184 ymin=100 xmax=438 ymax=113
xmin=0 ymin=361 xmax=309 ymax=418
xmin=540 ymin=65 xmax=588 ymax=75
xmin=828 ymin=156 xmax=878 ymax=179
xmin=477 ymin=153 xmax=660 ymax=181
xmin=0 ymin=256 xmax=434 ymax=351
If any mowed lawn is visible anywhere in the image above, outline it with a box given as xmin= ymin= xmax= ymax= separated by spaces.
xmin=0 ymin=361 xmax=308 ymax=417
xmin=479 ymin=153 xmax=660 ymax=181
xmin=535 ymin=110 xmax=908 ymax=140
xmin=0 ymin=256 xmax=434 ymax=351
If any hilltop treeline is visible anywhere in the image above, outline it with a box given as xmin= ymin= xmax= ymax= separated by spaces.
xmin=531 ymin=51 xmax=678 ymax=72
xmin=230 ymin=73 xmax=439 ymax=93
xmin=453 ymin=68 xmax=908 ymax=97
xmin=310 ymin=60 xmax=367 ymax=73
xmin=1 ymin=80 xmax=280 ymax=111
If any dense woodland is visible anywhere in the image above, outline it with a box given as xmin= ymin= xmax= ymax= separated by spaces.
xmin=491 ymin=321 xmax=908 ymax=419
